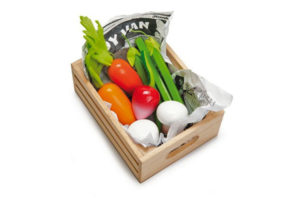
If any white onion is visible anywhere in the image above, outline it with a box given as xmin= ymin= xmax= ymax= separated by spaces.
xmin=156 ymin=101 xmax=188 ymax=126
xmin=127 ymin=119 xmax=159 ymax=147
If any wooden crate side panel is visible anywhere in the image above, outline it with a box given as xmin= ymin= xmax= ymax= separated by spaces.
xmin=166 ymin=44 xmax=188 ymax=70
xmin=139 ymin=111 xmax=224 ymax=182
xmin=72 ymin=73 xmax=140 ymax=178
xmin=141 ymin=111 xmax=224 ymax=161
xmin=71 ymin=44 xmax=191 ymax=158
xmin=71 ymin=60 xmax=145 ymax=160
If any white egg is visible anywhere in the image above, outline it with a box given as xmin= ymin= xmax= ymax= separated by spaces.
xmin=156 ymin=101 xmax=188 ymax=126
xmin=127 ymin=119 xmax=159 ymax=146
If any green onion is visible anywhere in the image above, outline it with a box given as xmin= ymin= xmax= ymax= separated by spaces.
xmin=152 ymin=48 xmax=184 ymax=104
xmin=134 ymin=55 xmax=148 ymax=85
xmin=135 ymin=37 xmax=148 ymax=53
xmin=140 ymin=50 xmax=171 ymax=101
xmin=136 ymin=37 xmax=171 ymax=100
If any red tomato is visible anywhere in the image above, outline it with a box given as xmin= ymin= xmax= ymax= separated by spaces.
xmin=108 ymin=59 xmax=143 ymax=95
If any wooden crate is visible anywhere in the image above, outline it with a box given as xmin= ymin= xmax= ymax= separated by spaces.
xmin=71 ymin=44 xmax=224 ymax=182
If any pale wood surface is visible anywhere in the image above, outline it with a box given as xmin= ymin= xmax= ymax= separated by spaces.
xmin=73 ymin=74 xmax=140 ymax=176
xmin=71 ymin=45 xmax=224 ymax=182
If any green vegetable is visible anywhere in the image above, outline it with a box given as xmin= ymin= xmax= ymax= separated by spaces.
xmin=127 ymin=47 xmax=140 ymax=66
xmin=80 ymin=16 xmax=113 ymax=65
xmin=130 ymin=30 xmax=160 ymax=55
xmin=134 ymin=55 xmax=148 ymax=84
xmin=152 ymin=48 xmax=184 ymax=103
xmin=85 ymin=53 xmax=104 ymax=89
xmin=134 ymin=33 xmax=183 ymax=103
xmin=135 ymin=37 xmax=148 ymax=52
xmin=136 ymin=37 xmax=171 ymax=101
xmin=80 ymin=16 xmax=113 ymax=88
xmin=122 ymin=34 xmax=141 ymax=66
xmin=121 ymin=34 xmax=149 ymax=85
xmin=140 ymin=51 xmax=156 ymax=89
xmin=139 ymin=46 xmax=171 ymax=101
xmin=145 ymin=37 xmax=160 ymax=56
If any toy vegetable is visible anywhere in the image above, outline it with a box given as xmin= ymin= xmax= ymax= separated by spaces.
xmin=80 ymin=16 xmax=142 ymax=94
xmin=152 ymin=48 xmax=183 ymax=103
xmin=135 ymin=37 xmax=171 ymax=101
xmin=98 ymin=83 xmax=136 ymax=125
xmin=108 ymin=59 xmax=143 ymax=95
xmin=132 ymin=85 xmax=160 ymax=119
xmin=127 ymin=119 xmax=160 ymax=147
xmin=134 ymin=36 xmax=183 ymax=103
xmin=123 ymin=34 xmax=155 ymax=87
xmin=156 ymin=101 xmax=188 ymax=134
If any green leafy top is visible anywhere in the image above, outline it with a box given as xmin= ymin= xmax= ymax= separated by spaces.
xmin=80 ymin=16 xmax=113 ymax=66
xmin=145 ymin=37 xmax=160 ymax=56
xmin=122 ymin=34 xmax=141 ymax=66
xmin=80 ymin=16 xmax=114 ymax=89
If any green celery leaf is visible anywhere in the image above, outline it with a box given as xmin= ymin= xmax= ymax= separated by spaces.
xmin=95 ymin=20 xmax=108 ymax=51
xmin=85 ymin=53 xmax=103 ymax=89
xmin=145 ymin=37 xmax=160 ymax=56
xmin=80 ymin=16 xmax=113 ymax=66
xmin=80 ymin=16 xmax=98 ymax=45
xmin=127 ymin=47 xmax=141 ymax=66
xmin=92 ymin=51 xmax=113 ymax=66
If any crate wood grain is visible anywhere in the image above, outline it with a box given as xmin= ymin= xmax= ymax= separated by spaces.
xmin=71 ymin=44 xmax=224 ymax=182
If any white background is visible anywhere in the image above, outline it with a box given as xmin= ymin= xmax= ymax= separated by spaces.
xmin=0 ymin=0 xmax=299 ymax=199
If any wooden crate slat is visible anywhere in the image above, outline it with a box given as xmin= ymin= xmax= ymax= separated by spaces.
xmin=73 ymin=75 xmax=140 ymax=175
xmin=72 ymin=61 xmax=145 ymax=160
xmin=139 ymin=113 xmax=224 ymax=182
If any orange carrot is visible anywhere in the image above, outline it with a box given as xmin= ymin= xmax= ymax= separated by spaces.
xmin=98 ymin=83 xmax=136 ymax=125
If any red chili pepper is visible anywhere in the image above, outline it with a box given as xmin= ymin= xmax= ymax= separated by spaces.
xmin=108 ymin=59 xmax=143 ymax=95
xmin=132 ymin=85 xmax=160 ymax=119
